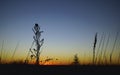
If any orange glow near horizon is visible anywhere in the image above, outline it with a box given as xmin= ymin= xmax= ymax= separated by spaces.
xmin=0 ymin=56 xmax=120 ymax=65
xmin=0 ymin=48 xmax=120 ymax=65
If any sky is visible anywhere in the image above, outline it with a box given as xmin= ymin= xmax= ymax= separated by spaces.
xmin=0 ymin=0 xmax=120 ymax=65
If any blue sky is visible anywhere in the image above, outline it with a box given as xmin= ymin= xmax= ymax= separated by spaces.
xmin=0 ymin=0 xmax=120 ymax=64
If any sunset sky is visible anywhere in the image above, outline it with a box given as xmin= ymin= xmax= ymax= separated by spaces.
xmin=0 ymin=0 xmax=120 ymax=65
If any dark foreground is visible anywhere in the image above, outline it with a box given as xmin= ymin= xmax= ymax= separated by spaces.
xmin=0 ymin=64 xmax=120 ymax=75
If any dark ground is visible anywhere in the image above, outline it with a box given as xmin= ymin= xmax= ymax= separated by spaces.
xmin=0 ymin=64 xmax=120 ymax=75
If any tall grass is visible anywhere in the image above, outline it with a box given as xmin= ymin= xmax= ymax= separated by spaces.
xmin=0 ymin=40 xmax=4 ymax=63
xmin=11 ymin=42 xmax=19 ymax=61
xmin=98 ymin=32 xmax=105 ymax=64
xmin=103 ymin=33 xmax=110 ymax=64
xmin=94 ymin=32 xmax=120 ymax=65
xmin=93 ymin=32 xmax=97 ymax=64
xmin=95 ymin=32 xmax=104 ymax=64
xmin=110 ymin=32 xmax=119 ymax=64
xmin=0 ymin=32 xmax=120 ymax=65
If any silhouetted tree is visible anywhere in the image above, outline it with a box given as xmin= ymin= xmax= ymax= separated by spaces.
xmin=72 ymin=54 xmax=79 ymax=65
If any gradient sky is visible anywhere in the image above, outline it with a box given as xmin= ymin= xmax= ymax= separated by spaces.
xmin=0 ymin=0 xmax=120 ymax=65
